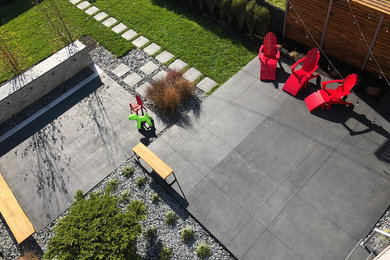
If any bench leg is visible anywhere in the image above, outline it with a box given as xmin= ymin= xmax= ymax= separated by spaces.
xmin=167 ymin=172 xmax=177 ymax=186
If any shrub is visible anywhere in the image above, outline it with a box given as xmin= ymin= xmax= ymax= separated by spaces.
xmin=159 ymin=246 xmax=173 ymax=260
xmin=118 ymin=190 xmax=131 ymax=203
xmin=219 ymin=0 xmax=233 ymax=22
xmin=165 ymin=211 xmax=178 ymax=226
xmin=195 ymin=0 xmax=206 ymax=8
xmin=136 ymin=176 xmax=147 ymax=188
xmin=151 ymin=193 xmax=161 ymax=203
xmin=231 ymin=0 xmax=247 ymax=28
xmin=121 ymin=165 xmax=134 ymax=177
xmin=43 ymin=191 xmax=145 ymax=259
xmin=245 ymin=1 xmax=270 ymax=36
xmin=181 ymin=227 xmax=195 ymax=243
xmin=105 ymin=177 xmax=120 ymax=193
xmin=205 ymin=0 xmax=219 ymax=13
xmin=195 ymin=242 xmax=212 ymax=259
xmin=165 ymin=69 xmax=183 ymax=85
xmin=144 ymin=226 xmax=158 ymax=240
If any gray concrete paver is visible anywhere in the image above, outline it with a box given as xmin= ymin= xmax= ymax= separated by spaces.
xmin=155 ymin=50 xmax=174 ymax=64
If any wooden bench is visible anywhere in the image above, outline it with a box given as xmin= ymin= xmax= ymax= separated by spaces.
xmin=132 ymin=142 xmax=177 ymax=185
xmin=0 ymin=173 xmax=35 ymax=244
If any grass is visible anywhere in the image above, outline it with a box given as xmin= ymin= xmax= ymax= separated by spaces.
xmin=0 ymin=0 xmax=133 ymax=84
xmin=89 ymin=0 xmax=257 ymax=83
xmin=265 ymin=0 xmax=286 ymax=9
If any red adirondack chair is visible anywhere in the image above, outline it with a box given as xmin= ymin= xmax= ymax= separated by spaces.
xmin=305 ymin=74 xmax=358 ymax=112
xmin=259 ymin=32 xmax=280 ymax=80
xmin=129 ymin=95 xmax=147 ymax=115
xmin=282 ymin=48 xmax=320 ymax=96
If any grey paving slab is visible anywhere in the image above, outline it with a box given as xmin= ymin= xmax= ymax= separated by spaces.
xmin=243 ymin=230 xmax=300 ymax=260
xmin=123 ymin=72 xmax=142 ymax=87
xmin=111 ymin=23 xmax=127 ymax=34
xmin=228 ymin=217 xmax=266 ymax=259
xmin=139 ymin=61 xmax=158 ymax=75
xmin=213 ymin=75 xmax=252 ymax=102
xmin=232 ymin=69 xmax=259 ymax=88
xmin=160 ymin=120 xmax=202 ymax=150
xmin=186 ymin=177 xmax=251 ymax=245
xmin=136 ymin=82 xmax=150 ymax=97
xmin=143 ymin=43 xmax=161 ymax=56
xmin=155 ymin=50 xmax=174 ymax=64
xmin=183 ymin=67 xmax=202 ymax=82
xmin=102 ymin=17 xmax=117 ymax=27
xmin=121 ymin=29 xmax=138 ymax=41
xmin=76 ymin=1 xmax=90 ymax=9
xmin=152 ymin=70 xmax=167 ymax=81
xmin=131 ymin=36 xmax=149 ymax=48
xmin=208 ymin=151 xmax=279 ymax=216
xmin=168 ymin=59 xmax=187 ymax=71
xmin=196 ymin=77 xmax=217 ymax=93
xmin=112 ymin=63 xmax=130 ymax=78
xmin=85 ymin=6 xmax=99 ymax=15
xmin=70 ymin=0 xmax=82 ymax=4
xmin=269 ymin=196 xmax=357 ymax=260
xmin=177 ymin=128 xmax=232 ymax=175
xmin=93 ymin=12 xmax=108 ymax=21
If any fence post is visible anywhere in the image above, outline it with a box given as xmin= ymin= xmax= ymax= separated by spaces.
xmin=361 ymin=14 xmax=384 ymax=71
xmin=320 ymin=0 xmax=333 ymax=48
xmin=282 ymin=0 xmax=289 ymax=37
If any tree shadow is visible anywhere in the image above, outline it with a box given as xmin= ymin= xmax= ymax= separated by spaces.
xmin=0 ymin=0 xmax=35 ymax=26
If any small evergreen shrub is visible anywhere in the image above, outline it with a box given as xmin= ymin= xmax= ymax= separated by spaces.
xmin=181 ymin=227 xmax=195 ymax=243
xmin=252 ymin=5 xmax=271 ymax=36
xmin=121 ymin=165 xmax=134 ymax=177
xmin=205 ymin=0 xmax=219 ymax=13
xmin=118 ymin=189 xmax=131 ymax=203
xmin=144 ymin=226 xmax=158 ymax=240
xmin=105 ymin=177 xmax=120 ymax=193
xmin=159 ymin=246 xmax=173 ymax=260
xmin=151 ymin=193 xmax=161 ymax=203
xmin=165 ymin=211 xmax=178 ymax=226
xmin=231 ymin=0 xmax=247 ymax=28
xmin=136 ymin=176 xmax=147 ymax=188
xmin=196 ymin=242 xmax=212 ymax=259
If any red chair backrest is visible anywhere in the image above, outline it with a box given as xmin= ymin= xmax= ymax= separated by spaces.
xmin=302 ymin=48 xmax=320 ymax=72
xmin=263 ymin=32 xmax=277 ymax=57
xmin=136 ymin=95 xmax=143 ymax=105
xmin=340 ymin=74 xmax=358 ymax=96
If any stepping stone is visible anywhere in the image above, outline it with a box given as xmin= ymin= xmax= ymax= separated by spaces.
xmin=102 ymin=17 xmax=117 ymax=27
xmin=112 ymin=23 xmax=127 ymax=34
xmin=70 ymin=0 xmax=82 ymax=4
xmin=121 ymin=29 xmax=138 ymax=41
xmin=123 ymin=73 xmax=142 ymax=87
xmin=140 ymin=62 xmax=158 ymax=75
xmin=94 ymin=12 xmax=108 ymax=21
xmin=196 ymin=77 xmax=218 ymax=93
xmin=112 ymin=64 xmax=130 ymax=78
xmin=85 ymin=6 xmax=99 ymax=15
xmin=143 ymin=43 xmax=161 ymax=56
xmin=152 ymin=70 xmax=167 ymax=81
xmin=156 ymin=50 xmax=174 ymax=64
xmin=168 ymin=59 xmax=187 ymax=71
xmin=136 ymin=82 xmax=151 ymax=97
xmin=132 ymin=36 xmax=149 ymax=48
xmin=77 ymin=1 xmax=90 ymax=10
xmin=183 ymin=68 xmax=202 ymax=82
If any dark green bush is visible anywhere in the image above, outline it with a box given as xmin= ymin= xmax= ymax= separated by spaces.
xmin=195 ymin=0 xmax=206 ymax=8
xmin=159 ymin=246 xmax=173 ymax=260
xmin=43 ymin=190 xmax=146 ymax=259
xmin=205 ymin=0 xmax=219 ymax=13
xmin=121 ymin=165 xmax=134 ymax=177
xmin=195 ymin=242 xmax=212 ymax=258
xmin=151 ymin=193 xmax=161 ymax=203
xmin=105 ymin=177 xmax=120 ymax=193
xmin=165 ymin=211 xmax=178 ymax=226
xmin=181 ymin=227 xmax=195 ymax=243
xmin=136 ymin=176 xmax=147 ymax=188
xmin=118 ymin=189 xmax=131 ymax=203
xmin=144 ymin=226 xmax=158 ymax=240
xmin=219 ymin=0 xmax=233 ymax=22
xmin=231 ymin=0 xmax=247 ymax=28
xmin=250 ymin=4 xmax=271 ymax=36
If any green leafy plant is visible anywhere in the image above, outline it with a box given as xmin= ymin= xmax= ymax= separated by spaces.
xmin=195 ymin=242 xmax=212 ymax=259
xmin=219 ymin=0 xmax=233 ymax=22
xmin=231 ymin=0 xmax=247 ymax=28
xmin=144 ymin=226 xmax=158 ymax=240
xmin=121 ymin=165 xmax=134 ymax=177
xmin=118 ymin=190 xmax=131 ymax=203
xmin=159 ymin=246 xmax=173 ymax=260
xmin=151 ymin=193 xmax=161 ymax=203
xmin=245 ymin=1 xmax=270 ymax=36
xmin=205 ymin=0 xmax=219 ymax=13
xmin=165 ymin=211 xmax=178 ymax=226
xmin=136 ymin=176 xmax=147 ymax=188
xmin=43 ymin=190 xmax=145 ymax=259
xmin=181 ymin=227 xmax=195 ymax=243
xmin=105 ymin=177 xmax=120 ymax=193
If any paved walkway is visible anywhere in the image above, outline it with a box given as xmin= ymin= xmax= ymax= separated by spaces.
xmin=147 ymin=57 xmax=390 ymax=259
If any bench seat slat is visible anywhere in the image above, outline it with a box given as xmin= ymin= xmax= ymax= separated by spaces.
xmin=0 ymin=173 xmax=35 ymax=244
xmin=132 ymin=143 xmax=173 ymax=179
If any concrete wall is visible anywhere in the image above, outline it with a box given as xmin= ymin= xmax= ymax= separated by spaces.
xmin=0 ymin=40 xmax=93 ymax=124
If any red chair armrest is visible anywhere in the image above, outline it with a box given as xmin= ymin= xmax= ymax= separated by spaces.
xmin=259 ymin=45 xmax=264 ymax=59
xmin=321 ymin=79 xmax=343 ymax=89
xmin=291 ymin=57 xmax=305 ymax=72
xmin=275 ymin=46 xmax=281 ymax=60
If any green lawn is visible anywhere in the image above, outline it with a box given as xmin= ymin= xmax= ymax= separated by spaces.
xmin=265 ymin=0 xmax=286 ymax=9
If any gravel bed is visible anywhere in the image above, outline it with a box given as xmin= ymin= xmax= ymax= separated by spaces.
xmin=365 ymin=209 xmax=390 ymax=255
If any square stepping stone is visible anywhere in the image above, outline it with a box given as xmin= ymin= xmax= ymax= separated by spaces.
xmin=77 ymin=1 xmax=90 ymax=10
xmin=112 ymin=64 xmax=130 ymax=78
xmin=152 ymin=70 xmax=167 ymax=81
xmin=121 ymin=29 xmax=138 ymax=40
xmin=112 ymin=23 xmax=127 ymax=34
xmin=102 ymin=17 xmax=117 ymax=27
xmin=85 ymin=6 xmax=99 ymax=15
xmin=156 ymin=50 xmax=174 ymax=64
xmin=123 ymin=73 xmax=142 ymax=87
xmin=70 ymin=0 xmax=82 ymax=4
xmin=143 ymin=43 xmax=161 ymax=56
xmin=168 ymin=59 xmax=187 ymax=71
xmin=183 ymin=67 xmax=202 ymax=82
xmin=93 ymin=12 xmax=108 ymax=21
xmin=196 ymin=77 xmax=218 ymax=93
xmin=131 ymin=36 xmax=149 ymax=48
xmin=140 ymin=61 xmax=158 ymax=75
xmin=136 ymin=82 xmax=151 ymax=97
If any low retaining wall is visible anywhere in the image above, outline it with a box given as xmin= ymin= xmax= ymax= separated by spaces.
xmin=0 ymin=40 xmax=93 ymax=124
